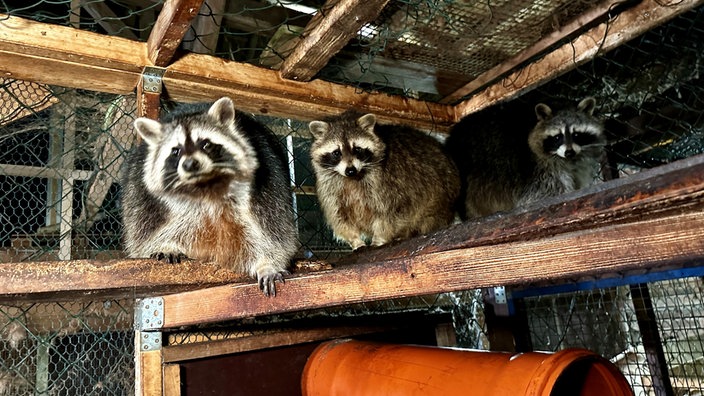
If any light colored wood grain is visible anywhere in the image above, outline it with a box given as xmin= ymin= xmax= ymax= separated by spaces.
xmin=164 ymin=52 xmax=455 ymax=131
xmin=135 ymin=343 xmax=163 ymax=396
xmin=279 ymin=0 xmax=391 ymax=81
xmin=0 ymin=14 xmax=145 ymax=94
xmin=163 ymin=364 xmax=181 ymax=396
xmin=455 ymin=0 xmax=704 ymax=118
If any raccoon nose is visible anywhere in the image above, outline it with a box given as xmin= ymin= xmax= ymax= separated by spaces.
xmin=344 ymin=167 xmax=358 ymax=177
xmin=564 ymin=148 xmax=576 ymax=158
xmin=182 ymin=158 xmax=200 ymax=172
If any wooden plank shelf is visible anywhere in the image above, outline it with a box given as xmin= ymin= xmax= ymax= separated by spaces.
xmin=1 ymin=154 xmax=703 ymax=326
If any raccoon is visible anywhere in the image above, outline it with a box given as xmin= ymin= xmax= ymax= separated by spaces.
xmin=446 ymin=97 xmax=606 ymax=219
xmin=309 ymin=111 xmax=460 ymax=249
xmin=121 ymin=97 xmax=298 ymax=296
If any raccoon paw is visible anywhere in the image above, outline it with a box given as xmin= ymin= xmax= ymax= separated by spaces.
xmin=257 ymin=269 xmax=290 ymax=297
xmin=150 ymin=252 xmax=187 ymax=264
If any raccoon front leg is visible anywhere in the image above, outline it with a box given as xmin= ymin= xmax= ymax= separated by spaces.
xmin=150 ymin=252 xmax=188 ymax=264
xmin=333 ymin=224 xmax=366 ymax=250
xmin=255 ymin=265 xmax=289 ymax=297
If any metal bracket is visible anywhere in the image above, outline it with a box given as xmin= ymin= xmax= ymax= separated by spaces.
xmin=139 ymin=330 xmax=162 ymax=352
xmin=141 ymin=66 xmax=166 ymax=94
xmin=135 ymin=297 xmax=164 ymax=331
xmin=493 ymin=286 xmax=507 ymax=305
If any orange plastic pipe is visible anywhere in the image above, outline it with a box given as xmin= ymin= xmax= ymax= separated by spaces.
xmin=301 ymin=339 xmax=634 ymax=395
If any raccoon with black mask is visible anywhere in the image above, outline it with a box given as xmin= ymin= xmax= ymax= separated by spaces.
xmin=447 ymin=97 xmax=606 ymax=219
xmin=309 ymin=111 xmax=460 ymax=249
xmin=121 ymin=97 xmax=298 ymax=296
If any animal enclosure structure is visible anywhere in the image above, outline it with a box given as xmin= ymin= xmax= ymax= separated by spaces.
xmin=1 ymin=0 xmax=703 ymax=395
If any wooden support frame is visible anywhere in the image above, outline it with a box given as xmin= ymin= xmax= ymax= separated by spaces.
xmin=454 ymin=0 xmax=704 ymax=118
xmin=279 ymin=0 xmax=392 ymax=82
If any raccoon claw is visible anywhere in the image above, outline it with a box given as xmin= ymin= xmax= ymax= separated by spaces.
xmin=150 ymin=252 xmax=187 ymax=264
xmin=258 ymin=270 xmax=289 ymax=297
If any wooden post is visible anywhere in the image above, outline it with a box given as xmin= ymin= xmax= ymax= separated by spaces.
xmin=163 ymin=364 xmax=182 ymax=396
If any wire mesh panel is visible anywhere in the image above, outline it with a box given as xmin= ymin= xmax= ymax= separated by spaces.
xmin=0 ymin=300 xmax=134 ymax=395
xmin=0 ymin=81 xmax=135 ymax=262
xmin=519 ymin=275 xmax=704 ymax=395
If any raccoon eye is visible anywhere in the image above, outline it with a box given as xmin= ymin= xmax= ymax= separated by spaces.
xmin=332 ymin=149 xmax=342 ymax=158
xmin=170 ymin=148 xmax=181 ymax=157
xmin=200 ymin=140 xmax=213 ymax=152
xmin=352 ymin=147 xmax=362 ymax=155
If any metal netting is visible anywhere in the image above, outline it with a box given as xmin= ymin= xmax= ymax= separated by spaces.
xmin=0 ymin=300 xmax=134 ymax=395
xmin=0 ymin=1 xmax=703 ymax=395
xmin=518 ymin=275 xmax=704 ymax=395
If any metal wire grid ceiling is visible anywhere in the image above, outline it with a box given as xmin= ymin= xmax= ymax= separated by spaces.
xmin=519 ymin=276 xmax=704 ymax=396
xmin=0 ymin=300 xmax=134 ymax=395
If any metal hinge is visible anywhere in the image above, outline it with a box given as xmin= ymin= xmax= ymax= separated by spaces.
xmin=141 ymin=66 xmax=166 ymax=94
xmin=135 ymin=297 xmax=164 ymax=331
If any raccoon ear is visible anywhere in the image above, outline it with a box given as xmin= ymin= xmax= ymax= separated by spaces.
xmin=577 ymin=97 xmax=597 ymax=115
xmin=308 ymin=121 xmax=329 ymax=140
xmin=208 ymin=97 xmax=236 ymax=126
xmin=356 ymin=114 xmax=377 ymax=133
xmin=535 ymin=103 xmax=552 ymax=121
xmin=134 ymin=118 xmax=163 ymax=146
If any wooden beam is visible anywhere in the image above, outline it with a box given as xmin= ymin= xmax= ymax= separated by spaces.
xmin=0 ymin=14 xmax=453 ymax=132
xmin=163 ymin=364 xmax=181 ymax=396
xmin=135 ymin=340 xmax=163 ymax=396
xmin=454 ymin=0 xmax=704 ymax=118
xmin=0 ymin=14 xmax=145 ymax=94
xmin=0 ymin=259 xmax=244 ymax=303
xmin=181 ymin=0 xmax=225 ymax=55
xmin=159 ymin=210 xmax=704 ymax=329
xmin=154 ymin=154 xmax=704 ymax=329
xmin=279 ymin=0 xmax=391 ymax=82
xmin=147 ymin=0 xmax=204 ymax=66
xmin=439 ymin=0 xmax=625 ymax=104
xmin=164 ymin=52 xmax=455 ymax=131
xmin=162 ymin=325 xmax=394 ymax=363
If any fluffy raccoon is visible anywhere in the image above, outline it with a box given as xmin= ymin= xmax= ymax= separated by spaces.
xmin=309 ymin=111 xmax=460 ymax=249
xmin=446 ymin=97 xmax=606 ymax=219
xmin=121 ymin=97 xmax=298 ymax=296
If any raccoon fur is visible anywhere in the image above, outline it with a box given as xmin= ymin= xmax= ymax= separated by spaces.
xmin=309 ymin=111 xmax=460 ymax=249
xmin=121 ymin=97 xmax=298 ymax=296
xmin=446 ymin=97 xmax=606 ymax=220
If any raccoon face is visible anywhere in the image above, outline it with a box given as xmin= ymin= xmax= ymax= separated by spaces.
xmin=309 ymin=113 xmax=383 ymax=179
xmin=135 ymin=97 xmax=258 ymax=195
xmin=530 ymin=97 xmax=606 ymax=160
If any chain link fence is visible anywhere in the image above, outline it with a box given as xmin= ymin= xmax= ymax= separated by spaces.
xmin=0 ymin=1 xmax=703 ymax=395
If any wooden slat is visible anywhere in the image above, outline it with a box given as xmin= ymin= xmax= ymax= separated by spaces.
xmin=162 ymin=325 xmax=393 ymax=362
xmin=0 ymin=14 xmax=145 ymax=94
xmin=439 ymin=0 xmax=624 ymax=104
xmin=163 ymin=364 xmax=181 ymax=396
xmin=147 ymin=0 xmax=205 ymax=66
xmin=164 ymin=53 xmax=455 ymax=131
xmin=454 ymin=0 xmax=703 ymax=118
xmin=159 ymin=209 xmax=704 ymax=329
xmin=0 ymin=14 xmax=453 ymax=132
xmin=0 ymin=259 xmax=245 ymax=303
xmin=279 ymin=0 xmax=391 ymax=82
xmin=135 ymin=343 xmax=163 ymax=396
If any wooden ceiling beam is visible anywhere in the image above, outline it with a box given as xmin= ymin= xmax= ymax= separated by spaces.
xmin=279 ymin=0 xmax=391 ymax=82
xmin=0 ymin=13 xmax=145 ymax=94
xmin=0 ymin=14 xmax=453 ymax=131
xmin=454 ymin=0 xmax=704 ymax=119
xmin=164 ymin=52 xmax=455 ymax=131
xmin=147 ymin=0 xmax=204 ymax=66
xmin=439 ymin=0 xmax=624 ymax=105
